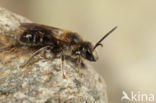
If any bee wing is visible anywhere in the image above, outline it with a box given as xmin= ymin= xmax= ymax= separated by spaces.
xmin=20 ymin=23 xmax=65 ymax=40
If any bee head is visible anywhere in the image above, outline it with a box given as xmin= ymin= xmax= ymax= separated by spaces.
xmin=80 ymin=26 xmax=117 ymax=61
xmin=79 ymin=42 xmax=98 ymax=61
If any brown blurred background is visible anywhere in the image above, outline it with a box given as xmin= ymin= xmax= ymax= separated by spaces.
xmin=0 ymin=0 xmax=156 ymax=103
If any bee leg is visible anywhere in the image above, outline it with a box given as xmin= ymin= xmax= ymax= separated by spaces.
xmin=75 ymin=55 xmax=83 ymax=77
xmin=61 ymin=52 xmax=66 ymax=79
xmin=40 ymin=47 xmax=48 ymax=59
xmin=77 ymin=55 xmax=83 ymax=77
xmin=20 ymin=46 xmax=51 ymax=68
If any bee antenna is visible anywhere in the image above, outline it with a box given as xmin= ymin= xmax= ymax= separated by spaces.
xmin=93 ymin=26 xmax=117 ymax=50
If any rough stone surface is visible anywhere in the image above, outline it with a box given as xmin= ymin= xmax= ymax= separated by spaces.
xmin=0 ymin=7 xmax=108 ymax=103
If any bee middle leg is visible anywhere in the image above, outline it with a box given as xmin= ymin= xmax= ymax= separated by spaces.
xmin=76 ymin=55 xmax=83 ymax=77
xmin=61 ymin=52 xmax=66 ymax=79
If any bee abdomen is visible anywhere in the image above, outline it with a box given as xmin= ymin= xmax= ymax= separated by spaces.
xmin=20 ymin=33 xmax=39 ymax=44
xmin=20 ymin=28 xmax=52 ymax=46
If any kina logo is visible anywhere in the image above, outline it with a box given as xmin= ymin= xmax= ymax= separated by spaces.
xmin=121 ymin=91 xmax=154 ymax=102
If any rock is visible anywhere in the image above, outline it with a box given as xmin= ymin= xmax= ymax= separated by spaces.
xmin=0 ymin=7 xmax=108 ymax=103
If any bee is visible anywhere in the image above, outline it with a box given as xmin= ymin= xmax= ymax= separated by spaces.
xmin=5 ymin=23 xmax=117 ymax=78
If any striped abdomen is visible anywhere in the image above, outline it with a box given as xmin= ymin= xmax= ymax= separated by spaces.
xmin=20 ymin=26 xmax=55 ymax=46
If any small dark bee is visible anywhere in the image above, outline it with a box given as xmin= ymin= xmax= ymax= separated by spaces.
xmin=18 ymin=23 xmax=117 ymax=78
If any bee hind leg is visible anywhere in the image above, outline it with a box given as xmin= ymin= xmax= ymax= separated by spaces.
xmin=20 ymin=46 xmax=51 ymax=68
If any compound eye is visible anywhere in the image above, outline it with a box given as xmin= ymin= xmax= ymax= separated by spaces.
xmin=80 ymin=42 xmax=98 ymax=61
xmin=85 ymin=49 xmax=96 ymax=61
xmin=86 ymin=50 xmax=92 ymax=57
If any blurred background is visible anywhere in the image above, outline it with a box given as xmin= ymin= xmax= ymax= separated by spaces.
xmin=0 ymin=0 xmax=156 ymax=103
